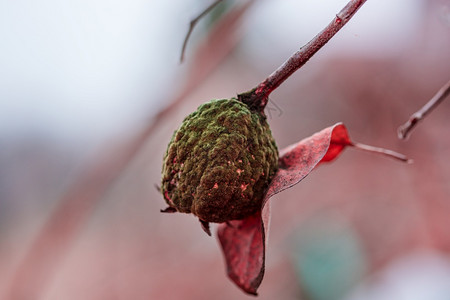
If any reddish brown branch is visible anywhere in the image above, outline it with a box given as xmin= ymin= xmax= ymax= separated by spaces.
xmin=398 ymin=79 xmax=450 ymax=140
xmin=239 ymin=0 xmax=367 ymax=112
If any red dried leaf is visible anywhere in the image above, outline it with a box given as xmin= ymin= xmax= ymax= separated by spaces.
xmin=217 ymin=123 xmax=348 ymax=294
xmin=266 ymin=123 xmax=350 ymax=200
xmin=217 ymin=211 xmax=265 ymax=295
xmin=217 ymin=123 xmax=409 ymax=294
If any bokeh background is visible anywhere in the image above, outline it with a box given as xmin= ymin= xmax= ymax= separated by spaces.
xmin=1 ymin=0 xmax=450 ymax=299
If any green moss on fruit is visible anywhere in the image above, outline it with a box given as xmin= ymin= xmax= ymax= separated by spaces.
xmin=161 ymin=99 xmax=278 ymax=223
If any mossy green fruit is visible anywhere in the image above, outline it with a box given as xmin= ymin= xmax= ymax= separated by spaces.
xmin=161 ymin=98 xmax=278 ymax=224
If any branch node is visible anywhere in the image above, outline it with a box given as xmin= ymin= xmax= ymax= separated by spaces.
xmin=180 ymin=0 xmax=224 ymax=63
xmin=398 ymin=79 xmax=450 ymax=140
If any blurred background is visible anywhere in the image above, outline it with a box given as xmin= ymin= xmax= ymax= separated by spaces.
xmin=1 ymin=0 xmax=450 ymax=299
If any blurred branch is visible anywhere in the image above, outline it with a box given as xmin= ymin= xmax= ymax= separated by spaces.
xmin=3 ymin=2 xmax=255 ymax=299
xmin=239 ymin=0 xmax=368 ymax=112
xmin=398 ymin=79 xmax=450 ymax=140
xmin=180 ymin=0 xmax=224 ymax=63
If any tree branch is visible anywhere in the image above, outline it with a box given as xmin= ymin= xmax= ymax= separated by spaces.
xmin=239 ymin=0 xmax=368 ymax=112
xmin=398 ymin=79 xmax=450 ymax=140
xmin=180 ymin=0 xmax=224 ymax=63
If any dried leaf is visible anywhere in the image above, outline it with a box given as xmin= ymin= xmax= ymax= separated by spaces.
xmin=266 ymin=123 xmax=350 ymax=200
xmin=217 ymin=123 xmax=409 ymax=294
xmin=217 ymin=211 xmax=264 ymax=295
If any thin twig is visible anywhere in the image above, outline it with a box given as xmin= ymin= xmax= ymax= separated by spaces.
xmin=398 ymin=79 xmax=450 ymax=140
xmin=180 ymin=0 xmax=224 ymax=63
xmin=352 ymin=142 xmax=413 ymax=163
xmin=239 ymin=0 xmax=368 ymax=111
